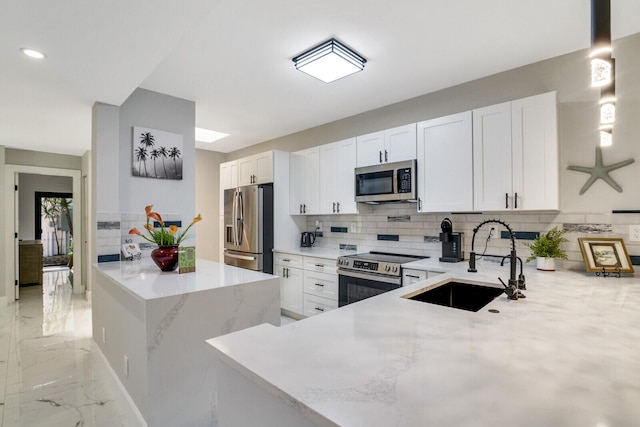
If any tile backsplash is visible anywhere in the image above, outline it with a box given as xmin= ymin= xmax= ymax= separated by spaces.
xmin=305 ymin=204 xmax=640 ymax=275
xmin=96 ymin=212 xmax=182 ymax=262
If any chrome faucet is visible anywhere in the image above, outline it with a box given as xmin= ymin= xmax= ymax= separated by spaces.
xmin=468 ymin=219 xmax=525 ymax=300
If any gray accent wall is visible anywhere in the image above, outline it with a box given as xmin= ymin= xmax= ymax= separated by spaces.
xmin=225 ymin=32 xmax=640 ymax=214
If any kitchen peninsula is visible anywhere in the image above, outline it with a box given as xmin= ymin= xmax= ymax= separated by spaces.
xmin=208 ymin=260 xmax=640 ymax=426
xmin=92 ymin=258 xmax=280 ymax=427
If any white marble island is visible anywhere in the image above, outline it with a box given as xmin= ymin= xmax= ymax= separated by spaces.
xmin=208 ymin=262 xmax=640 ymax=427
xmin=92 ymin=258 xmax=280 ymax=426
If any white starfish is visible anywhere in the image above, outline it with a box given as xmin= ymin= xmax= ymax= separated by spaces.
xmin=567 ymin=147 xmax=635 ymax=195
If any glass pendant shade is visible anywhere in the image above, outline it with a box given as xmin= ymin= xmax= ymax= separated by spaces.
xmin=293 ymin=38 xmax=366 ymax=83
xmin=590 ymin=57 xmax=612 ymax=87
xmin=599 ymin=128 xmax=613 ymax=147
xmin=599 ymin=101 xmax=615 ymax=125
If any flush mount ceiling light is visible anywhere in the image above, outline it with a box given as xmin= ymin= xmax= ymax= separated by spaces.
xmin=195 ymin=127 xmax=229 ymax=143
xmin=292 ymin=38 xmax=366 ymax=83
xmin=21 ymin=48 xmax=47 ymax=59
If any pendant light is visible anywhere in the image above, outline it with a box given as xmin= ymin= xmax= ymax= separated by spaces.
xmin=591 ymin=0 xmax=615 ymax=146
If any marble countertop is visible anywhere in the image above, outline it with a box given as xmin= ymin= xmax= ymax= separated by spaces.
xmin=208 ymin=262 xmax=640 ymax=426
xmin=94 ymin=258 xmax=276 ymax=301
xmin=273 ymin=247 xmax=359 ymax=259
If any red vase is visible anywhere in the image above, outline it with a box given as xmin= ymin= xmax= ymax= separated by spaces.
xmin=150 ymin=245 xmax=179 ymax=271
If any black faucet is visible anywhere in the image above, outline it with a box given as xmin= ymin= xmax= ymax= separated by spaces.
xmin=468 ymin=219 xmax=524 ymax=300
xmin=501 ymin=255 xmax=526 ymax=290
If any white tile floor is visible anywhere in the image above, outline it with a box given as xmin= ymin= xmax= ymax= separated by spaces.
xmin=0 ymin=268 xmax=298 ymax=426
xmin=0 ymin=268 xmax=141 ymax=426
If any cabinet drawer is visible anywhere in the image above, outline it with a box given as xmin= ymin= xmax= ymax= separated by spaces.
xmin=303 ymin=270 xmax=338 ymax=300
xmin=303 ymin=256 xmax=336 ymax=274
xmin=273 ymin=253 xmax=303 ymax=268
xmin=303 ymin=294 xmax=338 ymax=317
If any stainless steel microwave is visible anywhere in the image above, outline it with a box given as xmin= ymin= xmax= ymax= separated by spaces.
xmin=354 ymin=159 xmax=417 ymax=203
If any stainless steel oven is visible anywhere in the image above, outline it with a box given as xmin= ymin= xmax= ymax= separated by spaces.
xmin=337 ymin=252 xmax=427 ymax=306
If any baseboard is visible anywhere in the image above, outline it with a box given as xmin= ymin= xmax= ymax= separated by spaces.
xmin=85 ymin=290 xmax=92 ymax=302
xmin=93 ymin=340 xmax=148 ymax=427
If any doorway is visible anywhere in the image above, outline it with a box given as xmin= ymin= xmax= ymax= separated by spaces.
xmin=35 ymin=192 xmax=73 ymax=266
xmin=4 ymin=165 xmax=83 ymax=303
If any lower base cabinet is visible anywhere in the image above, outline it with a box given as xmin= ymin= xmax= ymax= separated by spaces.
xmin=402 ymin=268 xmax=443 ymax=286
xmin=274 ymin=252 xmax=338 ymax=318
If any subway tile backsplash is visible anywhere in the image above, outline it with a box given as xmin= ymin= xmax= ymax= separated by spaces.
xmin=306 ymin=205 xmax=640 ymax=275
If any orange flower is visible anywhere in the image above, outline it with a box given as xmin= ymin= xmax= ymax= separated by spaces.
xmin=129 ymin=228 xmax=142 ymax=236
xmin=191 ymin=214 xmax=202 ymax=225
xmin=144 ymin=223 xmax=154 ymax=231
xmin=169 ymin=225 xmax=178 ymax=235
xmin=145 ymin=205 xmax=153 ymax=216
xmin=148 ymin=211 xmax=163 ymax=224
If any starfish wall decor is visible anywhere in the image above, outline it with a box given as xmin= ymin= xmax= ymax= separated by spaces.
xmin=567 ymin=147 xmax=635 ymax=195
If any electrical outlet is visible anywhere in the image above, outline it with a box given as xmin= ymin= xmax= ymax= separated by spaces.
xmin=630 ymin=225 xmax=640 ymax=242
xmin=102 ymin=327 xmax=106 ymax=344
xmin=124 ymin=355 xmax=129 ymax=377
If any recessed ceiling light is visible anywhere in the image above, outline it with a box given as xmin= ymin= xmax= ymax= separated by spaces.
xmin=21 ymin=48 xmax=47 ymax=59
xmin=195 ymin=127 xmax=229 ymax=143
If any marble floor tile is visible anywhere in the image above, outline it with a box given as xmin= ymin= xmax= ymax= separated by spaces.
xmin=0 ymin=269 xmax=142 ymax=427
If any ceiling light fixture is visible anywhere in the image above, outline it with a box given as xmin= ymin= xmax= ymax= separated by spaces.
xmin=590 ymin=0 xmax=615 ymax=147
xmin=292 ymin=38 xmax=366 ymax=83
xmin=195 ymin=127 xmax=229 ymax=143
xmin=21 ymin=48 xmax=47 ymax=59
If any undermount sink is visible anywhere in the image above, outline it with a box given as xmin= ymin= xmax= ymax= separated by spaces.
xmin=403 ymin=280 xmax=503 ymax=312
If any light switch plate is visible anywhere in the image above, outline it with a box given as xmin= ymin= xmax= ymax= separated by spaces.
xmin=629 ymin=225 xmax=640 ymax=242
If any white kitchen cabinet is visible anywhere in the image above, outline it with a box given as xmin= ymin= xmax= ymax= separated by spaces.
xmin=302 ymin=256 xmax=338 ymax=317
xmin=274 ymin=253 xmax=303 ymax=316
xmin=417 ymin=111 xmax=473 ymax=213
xmin=289 ymin=147 xmax=319 ymax=215
xmin=219 ymin=160 xmax=238 ymax=190
xmin=402 ymin=268 xmax=443 ymax=286
xmin=319 ymin=138 xmax=357 ymax=214
xmin=356 ymin=123 xmax=417 ymax=167
xmin=303 ymin=293 xmax=339 ymax=317
xmin=511 ymin=92 xmax=559 ymax=210
xmin=473 ymin=92 xmax=558 ymax=211
xmin=238 ymin=151 xmax=273 ymax=186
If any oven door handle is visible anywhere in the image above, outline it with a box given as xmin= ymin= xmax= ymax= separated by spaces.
xmin=338 ymin=269 xmax=402 ymax=285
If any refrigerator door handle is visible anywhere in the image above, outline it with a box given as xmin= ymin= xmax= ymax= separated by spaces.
xmin=232 ymin=190 xmax=238 ymax=245
xmin=237 ymin=191 xmax=244 ymax=245
xmin=225 ymin=252 xmax=257 ymax=261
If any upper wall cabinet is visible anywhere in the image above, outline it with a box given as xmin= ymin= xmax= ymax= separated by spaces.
xmin=290 ymin=147 xmax=320 ymax=215
xmin=319 ymin=138 xmax=357 ymax=214
xmin=356 ymin=124 xmax=417 ymax=167
xmin=417 ymin=111 xmax=473 ymax=212
xmin=220 ymin=151 xmax=274 ymax=190
xmin=473 ymin=91 xmax=558 ymax=211
xmin=238 ymin=151 xmax=273 ymax=186
xmin=220 ymin=160 xmax=238 ymax=191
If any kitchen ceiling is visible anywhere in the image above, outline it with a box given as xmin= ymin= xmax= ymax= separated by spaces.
xmin=1 ymin=0 xmax=639 ymax=156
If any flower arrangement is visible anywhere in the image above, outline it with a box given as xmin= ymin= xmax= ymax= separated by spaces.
xmin=129 ymin=205 xmax=202 ymax=246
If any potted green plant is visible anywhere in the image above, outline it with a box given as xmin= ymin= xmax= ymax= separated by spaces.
xmin=524 ymin=226 xmax=569 ymax=271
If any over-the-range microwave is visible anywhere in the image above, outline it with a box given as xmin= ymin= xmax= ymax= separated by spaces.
xmin=354 ymin=159 xmax=417 ymax=203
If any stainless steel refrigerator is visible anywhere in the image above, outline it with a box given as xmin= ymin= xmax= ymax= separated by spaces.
xmin=223 ymin=184 xmax=274 ymax=273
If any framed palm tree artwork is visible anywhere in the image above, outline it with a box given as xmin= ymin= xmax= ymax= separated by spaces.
xmin=132 ymin=126 xmax=183 ymax=180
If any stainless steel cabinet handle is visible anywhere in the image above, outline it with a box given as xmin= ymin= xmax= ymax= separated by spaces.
xmin=315 ymin=264 xmax=324 ymax=267
xmin=314 ymin=307 xmax=325 ymax=312
xmin=333 ymin=202 xmax=336 ymax=213
xmin=282 ymin=258 xmax=290 ymax=262
xmin=336 ymin=202 xmax=340 ymax=213
xmin=505 ymin=193 xmax=509 ymax=209
xmin=385 ymin=150 xmax=388 ymax=162
xmin=299 ymin=204 xmax=303 ymax=214
xmin=314 ymin=283 xmax=324 ymax=287
xmin=379 ymin=151 xmax=383 ymax=163
xmin=406 ymin=274 xmax=420 ymax=279
xmin=418 ymin=197 xmax=422 ymax=211
xmin=303 ymin=204 xmax=307 ymax=214
xmin=514 ymin=192 xmax=518 ymax=209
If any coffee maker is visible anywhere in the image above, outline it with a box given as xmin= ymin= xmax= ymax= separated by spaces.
xmin=439 ymin=218 xmax=464 ymax=262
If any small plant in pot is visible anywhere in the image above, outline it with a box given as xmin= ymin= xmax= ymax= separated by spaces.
xmin=524 ymin=227 xmax=569 ymax=271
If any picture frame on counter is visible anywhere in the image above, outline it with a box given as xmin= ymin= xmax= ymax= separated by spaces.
xmin=578 ymin=237 xmax=634 ymax=274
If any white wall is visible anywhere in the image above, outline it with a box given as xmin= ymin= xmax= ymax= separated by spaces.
xmin=195 ymin=149 xmax=226 ymax=261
